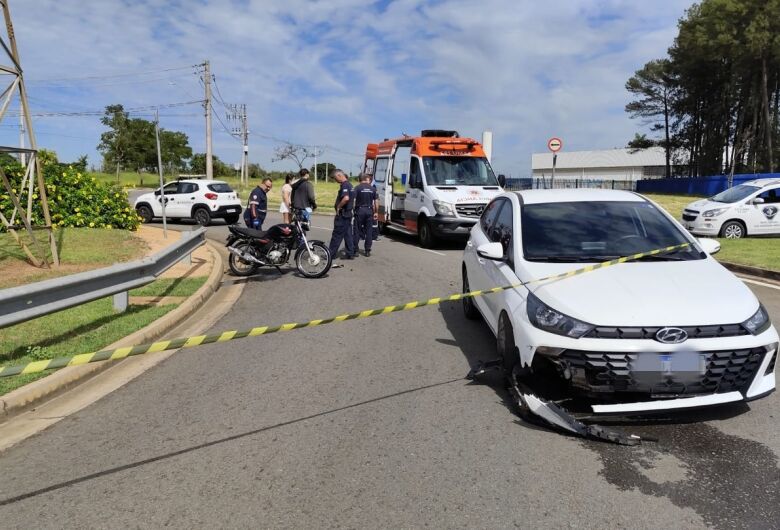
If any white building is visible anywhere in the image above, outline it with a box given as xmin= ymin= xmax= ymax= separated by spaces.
xmin=531 ymin=147 xmax=667 ymax=181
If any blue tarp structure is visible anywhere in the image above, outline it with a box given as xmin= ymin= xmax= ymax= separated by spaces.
xmin=636 ymin=174 xmax=780 ymax=196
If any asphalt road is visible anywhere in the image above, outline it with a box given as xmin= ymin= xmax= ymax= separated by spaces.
xmin=1 ymin=213 xmax=779 ymax=529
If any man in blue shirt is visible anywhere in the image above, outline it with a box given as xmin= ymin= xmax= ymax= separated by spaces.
xmin=352 ymin=173 xmax=378 ymax=256
xmin=243 ymin=178 xmax=272 ymax=230
xmin=328 ymin=169 xmax=356 ymax=260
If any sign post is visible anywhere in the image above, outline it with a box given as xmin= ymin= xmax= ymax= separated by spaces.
xmin=547 ymin=137 xmax=562 ymax=188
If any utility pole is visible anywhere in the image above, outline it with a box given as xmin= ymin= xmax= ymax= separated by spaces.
xmin=202 ymin=60 xmax=213 ymax=179
xmin=155 ymin=109 xmax=167 ymax=238
xmin=314 ymin=146 xmax=318 ymax=184
xmin=241 ymin=104 xmax=248 ymax=185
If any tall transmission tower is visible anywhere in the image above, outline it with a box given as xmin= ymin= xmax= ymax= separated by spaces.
xmin=0 ymin=0 xmax=59 ymax=267
xmin=227 ymin=103 xmax=248 ymax=185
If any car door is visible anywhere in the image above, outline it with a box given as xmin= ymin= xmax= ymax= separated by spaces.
xmin=753 ymin=187 xmax=780 ymax=234
xmin=482 ymin=198 xmax=518 ymax=321
xmin=465 ymin=197 xmax=506 ymax=319
xmin=173 ymin=182 xmax=199 ymax=218
xmin=154 ymin=182 xmax=179 ymax=216
xmin=405 ymin=157 xmax=425 ymax=222
xmin=373 ymin=157 xmax=391 ymax=222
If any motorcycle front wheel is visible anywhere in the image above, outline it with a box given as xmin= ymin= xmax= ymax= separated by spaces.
xmin=295 ymin=241 xmax=332 ymax=278
xmin=228 ymin=242 xmax=259 ymax=277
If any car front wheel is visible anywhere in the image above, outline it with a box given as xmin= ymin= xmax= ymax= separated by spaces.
xmin=497 ymin=312 xmax=518 ymax=374
xmin=720 ymin=220 xmax=745 ymax=239
xmin=136 ymin=205 xmax=153 ymax=223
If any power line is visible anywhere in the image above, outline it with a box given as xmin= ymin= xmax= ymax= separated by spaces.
xmin=27 ymin=64 xmax=198 ymax=84
xmin=6 ymin=100 xmax=204 ymax=117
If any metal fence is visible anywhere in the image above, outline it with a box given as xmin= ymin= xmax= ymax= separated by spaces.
xmin=503 ymin=178 xmax=637 ymax=191
xmin=636 ymin=173 xmax=780 ymax=195
xmin=0 ymin=227 xmax=206 ymax=329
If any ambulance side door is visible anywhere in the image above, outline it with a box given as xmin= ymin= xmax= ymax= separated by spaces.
xmin=373 ymin=157 xmax=391 ymax=222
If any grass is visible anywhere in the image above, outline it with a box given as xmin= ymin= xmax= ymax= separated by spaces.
xmin=0 ymin=298 xmax=177 ymax=395
xmin=130 ymin=276 xmax=207 ymax=297
xmin=0 ymin=228 xmax=147 ymax=289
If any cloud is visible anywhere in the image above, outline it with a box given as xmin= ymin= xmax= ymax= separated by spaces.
xmin=0 ymin=0 xmax=692 ymax=176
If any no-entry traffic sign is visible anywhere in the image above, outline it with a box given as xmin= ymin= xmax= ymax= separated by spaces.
xmin=547 ymin=137 xmax=563 ymax=153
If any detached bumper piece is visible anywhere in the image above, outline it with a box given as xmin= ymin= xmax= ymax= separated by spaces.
xmin=467 ymin=360 xmax=644 ymax=446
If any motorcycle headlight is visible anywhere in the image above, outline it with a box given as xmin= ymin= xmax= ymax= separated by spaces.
xmin=702 ymin=207 xmax=729 ymax=217
xmin=742 ymin=304 xmax=771 ymax=335
xmin=526 ymin=292 xmax=594 ymax=338
xmin=433 ymin=200 xmax=456 ymax=216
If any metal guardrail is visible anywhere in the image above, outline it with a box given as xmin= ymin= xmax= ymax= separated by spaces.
xmin=0 ymin=227 xmax=206 ymax=329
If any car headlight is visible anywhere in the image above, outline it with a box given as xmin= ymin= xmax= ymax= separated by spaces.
xmin=526 ymin=292 xmax=594 ymax=338
xmin=433 ymin=200 xmax=456 ymax=216
xmin=702 ymin=207 xmax=729 ymax=217
xmin=742 ymin=304 xmax=771 ymax=335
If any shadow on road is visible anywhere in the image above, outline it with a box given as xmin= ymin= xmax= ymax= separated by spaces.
xmin=0 ymin=377 xmax=464 ymax=508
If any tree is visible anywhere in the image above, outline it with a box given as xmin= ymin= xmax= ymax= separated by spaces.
xmin=627 ymin=133 xmax=657 ymax=150
xmin=98 ymin=104 xmax=131 ymax=176
xmin=159 ymin=130 xmax=192 ymax=172
xmin=190 ymin=153 xmax=230 ymax=176
xmin=309 ymin=161 xmax=336 ymax=181
xmin=272 ymin=144 xmax=319 ymax=170
xmin=625 ymin=59 xmax=674 ymax=178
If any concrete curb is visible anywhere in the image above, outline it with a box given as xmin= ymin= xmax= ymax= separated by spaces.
xmin=721 ymin=261 xmax=780 ymax=283
xmin=0 ymin=239 xmax=225 ymax=422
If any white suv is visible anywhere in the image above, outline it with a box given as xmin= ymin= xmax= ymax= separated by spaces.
xmin=462 ymin=189 xmax=777 ymax=415
xmin=134 ymin=179 xmax=242 ymax=226
xmin=682 ymin=178 xmax=780 ymax=238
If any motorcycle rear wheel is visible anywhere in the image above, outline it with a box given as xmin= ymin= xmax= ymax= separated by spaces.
xmin=228 ymin=242 xmax=259 ymax=277
xmin=295 ymin=241 xmax=332 ymax=278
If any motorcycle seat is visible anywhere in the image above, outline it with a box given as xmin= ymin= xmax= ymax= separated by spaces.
xmin=232 ymin=226 xmax=267 ymax=239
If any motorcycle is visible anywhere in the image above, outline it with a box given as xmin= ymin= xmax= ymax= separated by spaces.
xmin=226 ymin=210 xmax=332 ymax=278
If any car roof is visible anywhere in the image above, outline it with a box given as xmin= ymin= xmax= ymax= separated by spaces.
xmin=176 ymin=179 xmax=226 ymax=184
xmin=742 ymin=178 xmax=780 ymax=187
xmin=514 ymin=188 xmax=646 ymax=205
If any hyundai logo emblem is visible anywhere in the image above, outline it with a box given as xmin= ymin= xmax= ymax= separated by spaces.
xmin=655 ymin=327 xmax=689 ymax=344
xmin=475 ymin=206 xmax=484 ymax=215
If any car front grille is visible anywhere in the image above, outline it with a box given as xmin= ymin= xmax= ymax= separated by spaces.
xmin=455 ymin=203 xmax=485 ymax=218
xmin=584 ymin=324 xmax=748 ymax=340
xmin=559 ymin=347 xmax=767 ymax=396
xmin=682 ymin=209 xmax=699 ymax=222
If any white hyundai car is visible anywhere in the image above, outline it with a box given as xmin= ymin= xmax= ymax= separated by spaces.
xmin=134 ymin=179 xmax=242 ymax=227
xmin=462 ymin=189 xmax=777 ymax=415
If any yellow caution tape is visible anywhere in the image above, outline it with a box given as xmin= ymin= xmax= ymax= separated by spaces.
xmin=0 ymin=243 xmax=690 ymax=377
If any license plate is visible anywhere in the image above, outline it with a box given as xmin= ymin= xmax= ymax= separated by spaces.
xmin=634 ymin=352 xmax=705 ymax=384
xmin=226 ymin=209 xmax=237 ymax=213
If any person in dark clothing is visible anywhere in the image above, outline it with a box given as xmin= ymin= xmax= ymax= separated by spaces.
xmin=243 ymin=177 xmax=272 ymax=229
xmin=370 ymin=173 xmax=380 ymax=241
xmin=352 ymin=173 xmax=378 ymax=256
xmin=328 ymin=169 xmax=355 ymax=260
xmin=291 ymin=168 xmax=316 ymax=222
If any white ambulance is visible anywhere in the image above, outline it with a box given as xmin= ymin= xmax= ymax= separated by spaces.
xmin=363 ymin=130 xmax=504 ymax=248
xmin=682 ymin=178 xmax=780 ymax=238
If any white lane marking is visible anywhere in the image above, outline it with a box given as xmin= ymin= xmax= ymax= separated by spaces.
xmin=415 ymin=246 xmax=447 ymax=257
xmin=738 ymin=276 xmax=780 ymax=291
xmin=312 ymin=225 xmax=333 ymax=232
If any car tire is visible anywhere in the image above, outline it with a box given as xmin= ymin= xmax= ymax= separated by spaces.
xmin=193 ymin=207 xmax=211 ymax=227
xmin=720 ymin=220 xmax=745 ymax=239
xmin=418 ymin=218 xmax=435 ymax=248
xmin=225 ymin=214 xmax=240 ymax=225
xmin=497 ymin=312 xmax=518 ymax=374
xmin=462 ymin=267 xmax=481 ymax=320
xmin=136 ymin=204 xmax=153 ymax=224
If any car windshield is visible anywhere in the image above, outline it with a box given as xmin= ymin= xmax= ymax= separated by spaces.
xmin=422 ymin=156 xmax=498 ymax=186
xmin=710 ymin=185 xmax=760 ymax=203
xmin=208 ymin=183 xmax=233 ymax=193
xmin=521 ymin=201 xmax=701 ymax=262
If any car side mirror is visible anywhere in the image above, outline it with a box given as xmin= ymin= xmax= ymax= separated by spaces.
xmin=476 ymin=242 xmax=505 ymax=261
xmin=154 ymin=190 xmax=161 ymax=196
xmin=752 ymin=197 xmax=765 ymax=204
xmin=697 ymin=238 xmax=721 ymax=255
xmin=498 ymin=175 xmax=507 ymax=187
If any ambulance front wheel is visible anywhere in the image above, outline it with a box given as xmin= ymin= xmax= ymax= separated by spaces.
xmin=418 ymin=218 xmax=436 ymax=248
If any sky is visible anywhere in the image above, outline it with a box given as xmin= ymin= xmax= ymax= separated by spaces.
xmin=0 ymin=0 xmax=694 ymax=177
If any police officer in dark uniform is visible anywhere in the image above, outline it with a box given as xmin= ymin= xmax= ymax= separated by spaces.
xmin=353 ymin=173 xmax=378 ymax=256
xmin=328 ymin=169 xmax=356 ymax=260
xmin=243 ymin=177 xmax=272 ymax=230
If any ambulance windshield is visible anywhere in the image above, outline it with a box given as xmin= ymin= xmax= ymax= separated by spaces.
xmin=422 ymin=157 xmax=498 ymax=186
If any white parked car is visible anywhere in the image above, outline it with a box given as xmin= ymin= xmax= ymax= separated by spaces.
xmin=462 ymin=189 xmax=777 ymax=415
xmin=682 ymin=178 xmax=780 ymax=238
xmin=134 ymin=179 xmax=242 ymax=227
